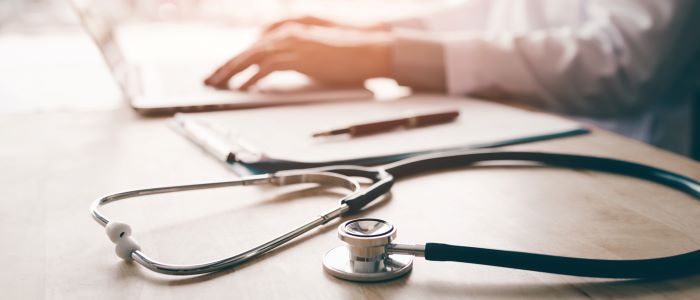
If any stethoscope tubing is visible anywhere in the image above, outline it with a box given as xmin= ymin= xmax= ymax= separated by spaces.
xmin=424 ymin=242 xmax=700 ymax=278
xmin=380 ymin=150 xmax=700 ymax=278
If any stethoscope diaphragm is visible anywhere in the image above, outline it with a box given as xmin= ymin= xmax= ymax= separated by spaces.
xmin=323 ymin=218 xmax=414 ymax=282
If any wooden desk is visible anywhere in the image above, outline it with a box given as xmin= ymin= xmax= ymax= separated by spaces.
xmin=2 ymin=106 xmax=700 ymax=299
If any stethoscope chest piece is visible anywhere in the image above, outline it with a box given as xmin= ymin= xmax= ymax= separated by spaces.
xmin=323 ymin=218 xmax=413 ymax=282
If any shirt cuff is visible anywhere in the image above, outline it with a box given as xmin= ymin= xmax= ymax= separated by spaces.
xmin=391 ymin=30 xmax=446 ymax=91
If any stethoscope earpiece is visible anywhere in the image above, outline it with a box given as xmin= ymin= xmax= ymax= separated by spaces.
xmin=105 ymin=221 xmax=141 ymax=261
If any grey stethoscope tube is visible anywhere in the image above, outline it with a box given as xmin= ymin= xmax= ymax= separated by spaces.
xmin=324 ymin=151 xmax=700 ymax=282
xmin=91 ymin=168 xmax=392 ymax=275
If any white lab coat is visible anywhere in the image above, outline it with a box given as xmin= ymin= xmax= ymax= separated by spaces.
xmin=391 ymin=0 xmax=700 ymax=155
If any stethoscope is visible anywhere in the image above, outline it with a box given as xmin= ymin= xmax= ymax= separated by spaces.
xmin=91 ymin=150 xmax=700 ymax=281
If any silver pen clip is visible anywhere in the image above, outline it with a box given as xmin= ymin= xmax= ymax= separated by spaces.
xmin=173 ymin=114 xmax=264 ymax=163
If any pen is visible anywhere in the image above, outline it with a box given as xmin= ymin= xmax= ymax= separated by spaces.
xmin=312 ymin=110 xmax=460 ymax=137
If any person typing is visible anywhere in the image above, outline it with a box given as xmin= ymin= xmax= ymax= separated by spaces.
xmin=205 ymin=0 xmax=700 ymax=156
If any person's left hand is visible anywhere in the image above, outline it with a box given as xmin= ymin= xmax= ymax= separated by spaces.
xmin=204 ymin=24 xmax=395 ymax=90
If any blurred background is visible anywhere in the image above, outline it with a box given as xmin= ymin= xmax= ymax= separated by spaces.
xmin=0 ymin=0 xmax=455 ymax=113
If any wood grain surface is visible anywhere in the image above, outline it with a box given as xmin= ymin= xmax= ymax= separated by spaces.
xmin=2 ymin=106 xmax=700 ymax=300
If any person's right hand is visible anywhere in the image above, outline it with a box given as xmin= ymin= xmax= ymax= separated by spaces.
xmin=204 ymin=24 xmax=394 ymax=90
xmin=263 ymin=16 xmax=390 ymax=35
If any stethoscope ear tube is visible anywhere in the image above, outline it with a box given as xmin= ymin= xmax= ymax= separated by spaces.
xmin=307 ymin=166 xmax=395 ymax=214
xmin=342 ymin=173 xmax=393 ymax=214
xmin=424 ymin=243 xmax=700 ymax=278
xmin=91 ymin=171 xmax=369 ymax=275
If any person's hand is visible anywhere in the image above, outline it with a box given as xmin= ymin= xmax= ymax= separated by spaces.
xmin=204 ymin=24 xmax=395 ymax=90
xmin=263 ymin=15 xmax=390 ymax=35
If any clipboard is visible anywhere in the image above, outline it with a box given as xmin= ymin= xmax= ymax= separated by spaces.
xmin=171 ymin=94 xmax=590 ymax=174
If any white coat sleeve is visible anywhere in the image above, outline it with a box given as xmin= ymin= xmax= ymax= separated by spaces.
xmin=393 ymin=0 xmax=697 ymax=116
xmin=388 ymin=0 xmax=494 ymax=32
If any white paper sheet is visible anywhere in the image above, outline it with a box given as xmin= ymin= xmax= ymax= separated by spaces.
xmin=178 ymin=94 xmax=585 ymax=163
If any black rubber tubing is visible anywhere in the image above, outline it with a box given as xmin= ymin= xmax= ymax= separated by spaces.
xmin=380 ymin=150 xmax=700 ymax=278
xmin=323 ymin=167 xmax=395 ymax=214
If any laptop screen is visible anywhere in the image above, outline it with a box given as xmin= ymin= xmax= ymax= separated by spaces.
xmin=70 ymin=0 xmax=129 ymax=94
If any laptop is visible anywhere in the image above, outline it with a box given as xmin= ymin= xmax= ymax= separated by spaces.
xmin=69 ymin=1 xmax=374 ymax=115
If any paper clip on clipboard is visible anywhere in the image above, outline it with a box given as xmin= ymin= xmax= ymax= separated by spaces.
xmin=172 ymin=115 xmax=590 ymax=175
